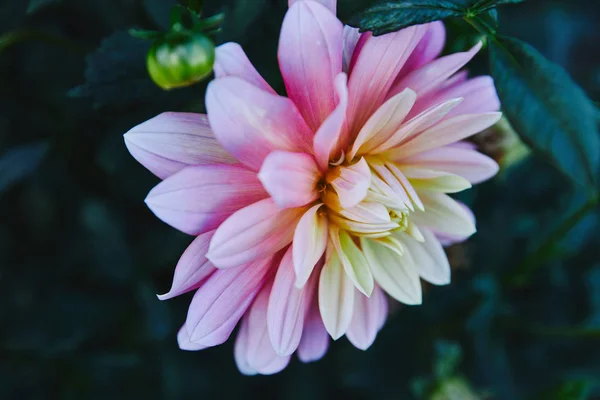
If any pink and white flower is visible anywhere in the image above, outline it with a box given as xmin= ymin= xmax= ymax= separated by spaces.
xmin=124 ymin=0 xmax=501 ymax=375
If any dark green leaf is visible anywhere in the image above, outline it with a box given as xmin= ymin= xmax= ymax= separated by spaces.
xmin=534 ymin=380 xmax=592 ymax=400
xmin=471 ymin=0 xmax=524 ymax=13
xmin=490 ymin=36 xmax=600 ymax=188
xmin=26 ymin=0 xmax=62 ymax=14
xmin=349 ymin=1 xmax=464 ymax=36
xmin=0 ymin=141 xmax=48 ymax=195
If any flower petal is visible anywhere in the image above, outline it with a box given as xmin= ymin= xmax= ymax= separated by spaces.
xmin=185 ymin=255 xmax=273 ymax=346
xmin=389 ymin=42 xmax=482 ymax=99
xmin=207 ymin=198 xmax=305 ymax=269
xmin=279 ymin=0 xmax=343 ymax=130
xmin=268 ymin=247 xmax=317 ymax=356
xmin=214 ymin=43 xmax=275 ymax=93
xmin=313 ymin=72 xmax=349 ymax=171
xmin=397 ymin=229 xmax=451 ymax=285
xmin=234 ymin=279 xmax=291 ymax=375
xmin=206 ymin=77 xmax=312 ymax=171
xmin=361 ymin=237 xmax=422 ymax=305
xmin=346 ymin=285 xmax=388 ymax=350
xmin=124 ymin=112 xmax=236 ymax=179
xmin=397 ymin=146 xmax=499 ymax=184
xmin=293 ymin=204 xmax=328 ymax=288
xmin=319 ymin=243 xmax=355 ymax=339
xmin=258 ymin=151 xmax=320 ymax=209
xmin=177 ymin=324 xmax=207 ymax=351
xmin=289 ymin=0 xmax=336 ymax=13
xmin=297 ymin=292 xmax=330 ymax=363
xmin=331 ymin=227 xmax=374 ymax=297
xmin=347 ymin=25 xmax=428 ymax=133
xmin=395 ymin=112 xmax=502 ymax=158
xmin=397 ymin=21 xmax=446 ymax=77
xmin=158 ymin=230 xmax=217 ymax=300
xmin=410 ymin=191 xmax=476 ymax=238
xmin=145 ymin=164 xmax=267 ymax=236
xmin=329 ymin=157 xmax=371 ymax=209
xmin=402 ymin=167 xmax=472 ymax=193
xmin=343 ymin=26 xmax=361 ymax=72
xmin=349 ymin=88 xmax=417 ymax=159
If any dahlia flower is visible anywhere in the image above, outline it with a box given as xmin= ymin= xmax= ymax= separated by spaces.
xmin=124 ymin=0 xmax=500 ymax=375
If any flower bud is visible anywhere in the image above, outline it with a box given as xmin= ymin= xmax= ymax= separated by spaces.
xmin=147 ymin=32 xmax=215 ymax=90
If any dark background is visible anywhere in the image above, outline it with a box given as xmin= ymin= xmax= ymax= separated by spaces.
xmin=1 ymin=0 xmax=600 ymax=398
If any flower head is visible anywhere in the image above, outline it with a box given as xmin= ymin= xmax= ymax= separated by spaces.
xmin=124 ymin=0 xmax=500 ymax=375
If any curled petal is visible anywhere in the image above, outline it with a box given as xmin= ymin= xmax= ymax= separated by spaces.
xmin=145 ymin=164 xmax=266 ymax=235
xmin=234 ymin=280 xmax=291 ymax=375
xmin=214 ymin=43 xmax=275 ymax=93
xmin=411 ymin=191 xmax=476 ymax=239
xmin=329 ymin=157 xmax=371 ymax=209
xmin=297 ymin=295 xmax=330 ymax=363
xmin=268 ymin=247 xmax=317 ymax=356
xmin=206 ymin=77 xmax=312 ymax=171
xmin=258 ymin=151 xmax=320 ymax=209
xmin=319 ymin=244 xmax=355 ymax=339
xmin=331 ymin=228 xmax=374 ymax=297
xmin=158 ymin=231 xmax=217 ymax=300
xmin=397 ymin=146 xmax=499 ymax=184
xmin=124 ymin=112 xmax=236 ymax=179
xmin=145 ymin=164 xmax=267 ymax=236
xmin=177 ymin=324 xmax=207 ymax=351
xmin=346 ymin=285 xmax=388 ymax=350
xmin=279 ymin=0 xmax=343 ymax=130
xmin=293 ymin=204 xmax=328 ymax=288
xmin=397 ymin=229 xmax=451 ymax=285
xmin=207 ymin=198 xmax=305 ymax=269
xmin=402 ymin=167 xmax=472 ymax=193
xmin=185 ymin=256 xmax=273 ymax=346
xmin=313 ymin=72 xmax=349 ymax=171
xmin=395 ymin=112 xmax=502 ymax=159
xmin=361 ymin=237 xmax=422 ymax=305
xmin=343 ymin=26 xmax=361 ymax=72
xmin=347 ymin=25 xmax=428 ymax=132
xmin=398 ymin=21 xmax=446 ymax=77
xmin=389 ymin=42 xmax=483 ymax=98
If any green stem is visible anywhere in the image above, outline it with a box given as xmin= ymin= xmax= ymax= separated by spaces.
xmin=505 ymin=196 xmax=599 ymax=288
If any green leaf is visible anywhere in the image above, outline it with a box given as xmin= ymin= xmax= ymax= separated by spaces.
xmin=349 ymin=0 xmax=523 ymax=35
xmin=27 ymin=0 xmax=62 ymax=15
xmin=349 ymin=1 xmax=465 ymax=36
xmin=489 ymin=36 xmax=600 ymax=189
xmin=0 ymin=141 xmax=48 ymax=195
xmin=534 ymin=380 xmax=592 ymax=400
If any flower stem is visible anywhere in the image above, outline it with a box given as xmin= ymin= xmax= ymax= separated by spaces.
xmin=505 ymin=196 xmax=599 ymax=288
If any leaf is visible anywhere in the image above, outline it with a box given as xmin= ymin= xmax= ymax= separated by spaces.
xmin=0 ymin=141 xmax=49 ymax=195
xmin=489 ymin=36 xmax=600 ymax=189
xmin=534 ymin=380 xmax=592 ymax=400
xmin=349 ymin=0 xmax=524 ymax=35
xmin=27 ymin=0 xmax=62 ymax=15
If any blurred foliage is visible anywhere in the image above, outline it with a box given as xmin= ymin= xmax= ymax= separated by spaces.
xmin=1 ymin=0 xmax=600 ymax=399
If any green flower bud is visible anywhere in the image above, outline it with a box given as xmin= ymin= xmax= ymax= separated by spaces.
xmin=147 ymin=32 xmax=215 ymax=90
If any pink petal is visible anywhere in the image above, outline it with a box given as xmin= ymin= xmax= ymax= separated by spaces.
xmin=157 ymin=231 xmax=217 ymax=300
xmin=399 ymin=229 xmax=451 ymax=285
xmin=214 ymin=43 xmax=275 ymax=94
xmin=205 ymin=77 xmax=312 ymax=171
xmin=410 ymin=76 xmax=500 ymax=119
xmin=397 ymin=21 xmax=446 ymax=78
xmin=393 ymin=112 xmax=502 ymax=158
xmin=279 ymin=0 xmax=343 ymax=131
xmin=177 ymin=324 xmax=207 ymax=351
xmin=268 ymin=247 xmax=317 ymax=356
xmin=124 ymin=112 xmax=236 ymax=179
xmin=298 ymin=287 xmax=330 ymax=362
xmin=347 ymin=25 xmax=428 ymax=133
xmin=429 ymin=201 xmax=476 ymax=245
xmin=258 ymin=151 xmax=320 ymax=209
xmin=293 ymin=204 xmax=328 ymax=288
xmin=234 ymin=279 xmax=291 ymax=375
xmin=343 ymin=26 xmax=361 ymax=72
xmin=207 ymin=198 xmax=305 ymax=269
xmin=411 ymin=192 xmax=476 ymax=239
xmin=389 ymin=42 xmax=482 ymax=99
xmin=313 ymin=72 xmax=349 ymax=171
xmin=329 ymin=157 xmax=371 ymax=209
xmin=185 ymin=255 xmax=273 ymax=346
xmin=289 ymin=0 xmax=336 ymax=14
xmin=145 ymin=164 xmax=267 ymax=236
xmin=346 ymin=285 xmax=388 ymax=350
xmin=398 ymin=146 xmax=499 ymax=184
